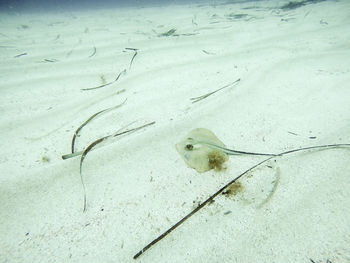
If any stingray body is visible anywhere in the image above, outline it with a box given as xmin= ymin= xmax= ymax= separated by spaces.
xmin=176 ymin=128 xmax=277 ymax=173
xmin=176 ymin=128 xmax=229 ymax=173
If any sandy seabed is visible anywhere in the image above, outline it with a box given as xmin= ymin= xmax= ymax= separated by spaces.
xmin=1 ymin=0 xmax=350 ymax=262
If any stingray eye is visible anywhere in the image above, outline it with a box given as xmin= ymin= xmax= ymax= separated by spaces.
xmin=185 ymin=144 xmax=194 ymax=150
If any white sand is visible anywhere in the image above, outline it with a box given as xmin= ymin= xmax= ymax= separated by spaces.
xmin=1 ymin=0 xmax=350 ymax=262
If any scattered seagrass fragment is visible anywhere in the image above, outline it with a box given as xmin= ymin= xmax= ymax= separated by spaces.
xmin=14 ymin=52 xmax=27 ymax=58
xmin=125 ymin=47 xmax=138 ymax=70
xmin=62 ymin=121 xmax=154 ymax=160
xmin=62 ymin=150 xmax=83 ymax=160
xmin=256 ymin=166 xmax=280 ymax=208
xmin=179 ymin=33 xmax=198 ymax=36
xmin=191 ymin=78 xmax=241 ymax=103
xmin=202 ymin=50 xmax=215 ymax=55
xmin=125 ymin=47 xmax=139 ymax=51
xmin=42 ymin=58 xmax=58 ymax=63
xmin=89 ymin=46 xmax=96 ymax=58
xmin=71 ymin=99 xmax=127 ymax=154
xmin=77 ymin=121 xmax=155 ymax=212
xmin=81 ymin=69 xmax=126 ymax=91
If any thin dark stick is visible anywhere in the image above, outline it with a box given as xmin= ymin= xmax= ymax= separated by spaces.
xmin=71 ymin=99 xmax=127 ymax=153
xmin=133 ymin=143 xmax=350 ymax=259
xmin=133 ymin=156 xmax=274 ymax=259
xmin=191 ymin=78 xmax=241 ymax=103
xmin=89 ymin=46 xmax=97 ymax=58
xmin=81 ymin=69 xmax=126 ymax=91
xmin=79 ymin=121 xmax=155 ymax=212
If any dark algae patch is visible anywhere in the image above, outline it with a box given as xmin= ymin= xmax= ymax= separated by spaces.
xmin=226 ymin=13 xmax=248 ymax=19
xmin=281 ymin=0 xmax=326 ymax=10
xmin=222 ymin=182 xmax=244 ymax=197
xmin=158 ymin=28 xmax=177 ymax=37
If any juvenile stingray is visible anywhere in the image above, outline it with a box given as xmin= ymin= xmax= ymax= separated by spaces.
xmin=176 ymin=128 xmax=277 ymax=173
